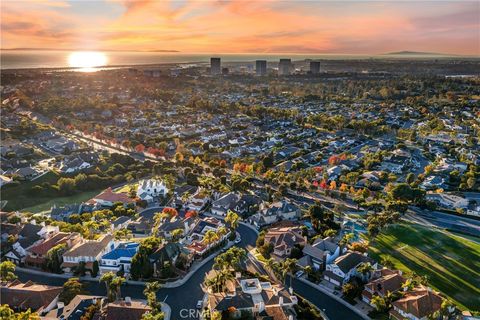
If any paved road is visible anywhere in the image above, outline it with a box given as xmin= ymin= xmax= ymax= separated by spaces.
xmin=409 ymin=207 xmax=480 ymax=236
xmin=288 ymin=276 xmax=366 ymax=320
xmin=16 ymin=223 xmax=258 ymax=320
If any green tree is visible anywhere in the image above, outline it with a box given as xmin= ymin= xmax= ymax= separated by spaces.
xmin=59 ymin=278 xmax=86 ymax=304
xmin=45 ymin=243 xmax=66 ymax=273
xmin=225 ymin=210 xmax=240 ymax=231
xmin=0 ymin=261 xmax=17 ymax=282
xmin=143 ymin=281 xmax=163 ymax=316
xmin=213 ymin=247 xmax=247 ymax=272
xmin=100 ymin=272 xmax=125 ymax=302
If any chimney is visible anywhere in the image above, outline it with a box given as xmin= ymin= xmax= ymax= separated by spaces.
xmin=57 ymin=302 xmax=64 ymax=309
xmin=279 ymin=296 xmax=284 ymax=306
xmin=289 ymin=287 xmax=293 ymax=295
xmin=125 ymin=297 xmax=131 ymax=305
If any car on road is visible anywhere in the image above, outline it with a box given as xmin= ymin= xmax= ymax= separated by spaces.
xmin=295 ymin=270 xmax=304 ymax=278
xmin=196 ymin=300 xmax=203 ymax=309
xmin=235 ymin=236 xmax=241 ymax=244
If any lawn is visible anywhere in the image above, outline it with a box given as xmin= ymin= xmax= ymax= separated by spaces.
xmin=20 ymin=189 xmax=102 ymax=213
xmin=1 ymin=171 xmax=60 ymax=211
xmin=368 ymin=222 xmax=480 ymax=311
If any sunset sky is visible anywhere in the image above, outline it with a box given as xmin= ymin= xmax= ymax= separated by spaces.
xmin=1 ymin=0 xmax=479 ymax=55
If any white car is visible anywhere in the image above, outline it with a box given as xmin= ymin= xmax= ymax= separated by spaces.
xmin=196 ymin=300 xmax=203 ymax=309
xmin=235 ymin=237 xmax=241 ymax=244
xmin=295 ymin=270 xmax=304 ymax=278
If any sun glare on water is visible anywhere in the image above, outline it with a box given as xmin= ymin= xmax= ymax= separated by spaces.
xmin=68 ymin=51 xmax=107 ymax=71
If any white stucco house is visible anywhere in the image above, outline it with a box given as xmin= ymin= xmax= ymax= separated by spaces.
xmin=137 ymin=178 xmax=169 ymax=202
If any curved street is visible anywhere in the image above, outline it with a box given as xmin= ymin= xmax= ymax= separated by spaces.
xmin=16 ymin=222 xmax=365 ymax=320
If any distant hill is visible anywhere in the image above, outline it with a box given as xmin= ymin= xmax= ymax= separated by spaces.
xmin=384 ymin=51 xmax=455 ymax=56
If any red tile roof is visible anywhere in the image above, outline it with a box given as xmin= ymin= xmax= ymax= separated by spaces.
xmin=391 ymin=286 xmax=443 ymax=319
xmin=0 ymin=280 xmax=62 ymax=312
xmin=89 ymin=188 xmax=134 ymax=204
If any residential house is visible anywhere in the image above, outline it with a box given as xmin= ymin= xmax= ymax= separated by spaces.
xmin=186 ymin=190 xmax=209 ymax=211
xmin=99 ymin=242 xmax=139 ymax=275
xmin=13 ymin=166 xmax=40 ymax=180
xmin=323 ymin=251 xmax=375 ymax=286
xmin=43 ymin=295 xmax=103 ymax=320
xmin=111 ymin=216 xmax=132 ymax=231
xmin=4 ymin=223 xmax=58 ymax=265
xmin=137 ymin=178 xmax=169 ymax=203
xmin=426 ymin=192 xmax=469 ymax=211
xmin=149 ymin=242 xmax=192 ymax=276
xmin=0 ymin=280 xmax=63 ymax=315
xmin=264 ymin=226 xmax=306 ymax=259
xmin=298 ymin=237 xmax=342 ymax=271
xmin=207 ymin=276 xmax=297 ymax=317
xmin=420 ymin=176 xmax=446 ymax=190
xmin=25 ymin=232 xmax=81 ymax=268
xmin=50 ymin=203 xmax=95 ymax=221
xmin=62 ymin=234 xmax=117 ymax=274
xmin=362 ymin=269 xmax=405 ymax=305
xmin=187 ymin=217 xmax=229 ymax=255
xmin=390 ymin=286 xmax=443 ymax=320
xmin=211 ymin=192 xmax=240 ymax=216
xmin=233 ymin=193 xmax=262 ymax=218
xmin=156 ymin=216 xmax=196 ymax=240
xmin=249 ymin=201 xmax=301 ymax=228
xmin=104 ymin=298 xmax=152 ymax=320
xmin=87 ymin=188 xmax=135 ymax=207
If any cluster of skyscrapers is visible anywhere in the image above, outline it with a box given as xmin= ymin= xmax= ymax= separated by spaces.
xmin=210 ymin=57 xmax=320 ymax=76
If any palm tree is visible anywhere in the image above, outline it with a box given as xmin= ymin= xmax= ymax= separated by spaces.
xmin=100 ymin=272 xmax=115 ymax=301
xmin=114 ymin=229 xmax=132 ymax=241
xmin=282 ymin=258 xmax=298 ymax=288
xmin=100 ymin=272 xmax=125 ymax=302
xmin=402 ymin=278 xmax=415 ymax=292
xmin=217 ymin=226 xmax=228 ymax=238
xmin=380 ymin=256 xmax=394 ymax=269
xmin=357 ymin=262 xmax=373 ymax=282
xmin=203 ymin=230 xmax=219 ymax=247
xmin=339 ymin=232 xmax=354 ymax=248
xmin=370 ymin=295 xmax=388 ymax=312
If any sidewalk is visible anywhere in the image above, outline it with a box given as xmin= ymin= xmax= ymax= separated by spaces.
xmin=161 ymin=302 xmax=171 ymax=320
xmin=296 ymin=277 xmax=371 ymax=320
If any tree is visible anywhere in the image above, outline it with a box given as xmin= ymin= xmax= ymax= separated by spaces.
xmin=45 ymin=243 xmax=66 ymax=273
xmin=171 ymin=229 xmax=184 ymax=242
xmin=323 ymin=229 xmax=337 ymax=237
xmin=211 ymin=311 xmax=222 ymax=320
xmin=58 ymin=177 xmax=76 ymax=196
xmin=282 ymin=258 xmax=298 ymax=288
xmin=0 ymin=261 xmax=17 ymax=283
xmin=143 ymin=281 xmax=162 ymax=316
xmin=380 ymin=256 xmax=394 ymax=269
xmin=59 ymin=278 xmax=86 ymax=304
xmin=356 ymin=262 xmax=373 ymax=282
xmin=91 ymin=261 xmax=99 ymax=278
xmin=203 ymin=230 xmax=219 ymax=246
xmin=130 ymin=237 xmax=160 ymax=280
xmin=225 ymin=210 xmax=240 ymax=231
xmin=213 ymin=247 xmax=247 ymax=272
xmin=0 ymin=304 xmax=40 ymax=320
xmin=100 ymin=272 xmax=125 ymax=302
xmin=370 ymin=295 xmax=388 ymax=313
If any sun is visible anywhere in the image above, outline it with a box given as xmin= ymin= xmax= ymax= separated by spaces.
xmin=68 ymin=51 xmax=107 ymax=71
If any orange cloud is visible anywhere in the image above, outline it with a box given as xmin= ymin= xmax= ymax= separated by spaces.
xmin=1 ymin=0 xmax=479 ymax=55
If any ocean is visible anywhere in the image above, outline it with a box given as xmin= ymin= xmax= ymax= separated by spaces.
xmin=0 ymin=50 xmax=457 ymax=70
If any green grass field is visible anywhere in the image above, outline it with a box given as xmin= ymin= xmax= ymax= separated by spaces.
xmin=368 ymin=223 xmax=480 ymax=311
xmin=20 ymin=189 xmax=102 ymax=213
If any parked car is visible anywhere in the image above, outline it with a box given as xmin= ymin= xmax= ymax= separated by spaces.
xmin=295 ymin=270 xmax=304 ymax=278
xmin=196 ymin=300 xmax=203 ymax=309
xmin=235 ymin=236 xmax=241 ymax=244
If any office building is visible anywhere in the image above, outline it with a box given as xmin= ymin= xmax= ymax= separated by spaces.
xmin=256 ymin=60 xmax=267 ymax=76
xmin=210 ymin=57 xmax=221 ymax=75
xmin=278 ymin=59 xmax=292 ymax=76
xmin=310 ymin=61 xmax=321 ymax=74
